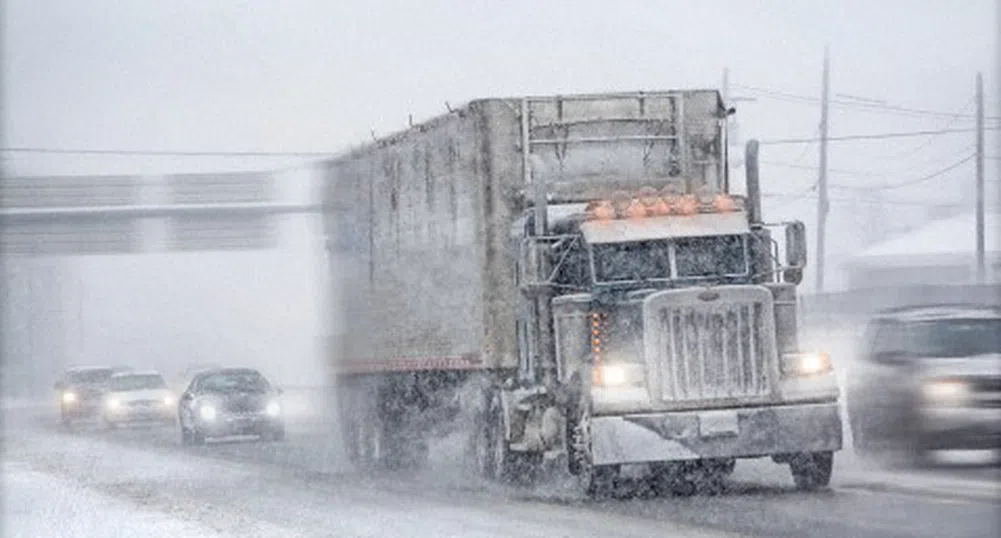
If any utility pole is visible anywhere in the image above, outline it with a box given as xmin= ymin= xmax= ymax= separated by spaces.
xmin=975 ymin=72 xmax=985 ymax=283
xmin=815 ymin=47 xmax=831 ymax=293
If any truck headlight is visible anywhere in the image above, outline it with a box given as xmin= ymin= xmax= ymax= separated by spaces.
xmin=199 ymin=404 xmax=217 ymax=421
xmin=106 ymin=398 xmax=121 ymax=410
xmin=62 ymin=392 xmax=78 ymax=404
xmin=592 ymin=363 xmax=645 ymax=388
xmin=265 ymin=401 xmax=281 ymax=417
xmin=922 ymin=379 xmax=970 ymax=406
xmin=780 ymin=352 xmax=832 ymax=377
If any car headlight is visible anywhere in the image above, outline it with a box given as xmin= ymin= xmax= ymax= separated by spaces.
xmin=921 ymin=379 xmax=970 ymax=406
xmin=781 ymin=352 xmax=832 ymax=377
xmin=162 ymin=395 xmax=175 ymax=407
xmin=199 ymin=404 xmax=217 ymax=421
xmin=592 ymin=363 xmax=646 ymax=388
xmin=106 ymin=398 xmax=121 ymax=410
xmin=265 ymin=400 xmax=281 ymax=417
xmin=62 ymin=392 xmax=77 ymax=404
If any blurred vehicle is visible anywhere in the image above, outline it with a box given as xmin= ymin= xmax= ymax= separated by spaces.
xmin=54 ymin=366 xmax=131 ymax=428
xmin=177 ymin=367 xmax=285 ymax=445
xmin=99 ymin=371 xmax=177 ymax=429
xmin=173 ymin=362 xmax=223 ymax=392
xmin=847 ymin=304 xmax=1001 ymax=464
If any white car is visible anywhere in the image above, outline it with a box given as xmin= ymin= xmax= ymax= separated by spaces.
xmin=847 ymin=304 xmax=1001 ymax=465
xmin=100 ymin=371 xmax=177 ymax=429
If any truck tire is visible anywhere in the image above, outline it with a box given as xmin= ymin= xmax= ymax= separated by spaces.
xmin=487 ymin=394 xmax=519 ymax=482
xmin=790 ymin=451 xmax=833 ymax=490
xmin=569 ymin=403 xmax=618 ymax=497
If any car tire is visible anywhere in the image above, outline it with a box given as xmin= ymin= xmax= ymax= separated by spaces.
xmin=100 ymin=415 xmax=116 ymax=431
xmin=263 ymin=425 xmax=285 ymax=442
xmin=181 ymin=424 xmax=205 ymax=446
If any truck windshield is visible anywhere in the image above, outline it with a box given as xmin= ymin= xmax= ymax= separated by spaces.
xmin=674 ymin=235 xmax=748 ymax=278
xmin=590 ymin=234 xmax=749 ymax=283
xmin=592 ymin=239 xmax=671 ymax=282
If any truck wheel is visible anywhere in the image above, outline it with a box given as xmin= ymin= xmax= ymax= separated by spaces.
xmin=470 ymin=415 xmax=495 ymax=479
xmin=790 ymin=451 xmax=833 ymax=491
xmin=689 ymin=458 xmax=734 ymax=495
xmin=649 ymin=463 xmax=697 ymax=497
xmin=570 ymin=404 xmax=618 ymax=497
xmin=489 ymin=397 xmax=520 ymax=483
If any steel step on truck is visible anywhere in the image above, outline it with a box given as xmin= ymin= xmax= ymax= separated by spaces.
xmin=322 ymin=90 xmax=842 ymax=495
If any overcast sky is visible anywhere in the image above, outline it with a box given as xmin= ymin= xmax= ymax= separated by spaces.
xmin=2 ymin=1 xmax=998 ymax=379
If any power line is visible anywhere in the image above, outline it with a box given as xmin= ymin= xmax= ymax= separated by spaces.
xmin=763 ymin=152 xmax=980 ymax=192
xmin=763 ymin=191 xmax=969 ymax=209
xmin=835 ymin=153 xmax=976 ymax=192
xmin=733 ymin=83 xmax=1001 ymax=121
xmin=759 ymin=126 xmax=999 ymax=145
xmin=884 ymin=99 xmax=976 ymax=160
xmin=0 ymin=147 xmax=334 ymax=158
xmin=6 ymin=126 xmax=999 ymax=156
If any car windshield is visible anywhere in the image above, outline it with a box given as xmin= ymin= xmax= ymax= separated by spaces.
xmin=200 ymin=371 xmax=271 ymax=393
xmin=109 ymin=374 xmax=167 ymax=391
xmin=910 ymin=318 xmax=1001 ymax=358
xmin=66 ymin=369 xmax=115 ymax=385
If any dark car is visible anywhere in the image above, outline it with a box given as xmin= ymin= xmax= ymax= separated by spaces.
xmin=846 ymin=304 xmax=1001 ymax=465
xmin=54 ymin=366 xmax=131 ymax=428
xmin=177 ymin=368 xmax=285 ymax=445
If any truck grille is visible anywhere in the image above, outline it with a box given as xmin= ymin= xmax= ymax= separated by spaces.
xmin=643 ymin=286 xmax=777 ymax=403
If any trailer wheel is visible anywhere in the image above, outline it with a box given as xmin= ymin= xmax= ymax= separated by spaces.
xmin=337 ymin=377 xmax=384 ymax=469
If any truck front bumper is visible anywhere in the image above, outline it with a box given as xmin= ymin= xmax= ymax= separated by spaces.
xmin=590 ymin=402 xmax=842 ymax=466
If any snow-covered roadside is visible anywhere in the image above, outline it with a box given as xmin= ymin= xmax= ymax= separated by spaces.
xmin=1 ymin=398 xmax=49 ymax=411
xmin=3 ymin=418 xmax=742 ymax=538
xmin=2 ymin=461 xmax=230 ymax=538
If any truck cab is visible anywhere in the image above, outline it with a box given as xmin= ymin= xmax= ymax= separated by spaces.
xmin=510 ymin=175 xmax=841 ymax=495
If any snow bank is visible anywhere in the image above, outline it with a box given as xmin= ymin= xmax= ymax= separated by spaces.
xmin=2 ymin=461 xmax=226 ymax=538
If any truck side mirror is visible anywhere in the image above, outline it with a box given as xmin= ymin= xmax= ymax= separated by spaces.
xmin=784 ymin=221 xmax=807 ymax=285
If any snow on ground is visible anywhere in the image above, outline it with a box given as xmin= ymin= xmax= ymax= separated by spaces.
xmin=3 ymin=412 xmax=742 ymax=538
xmin=2 ymin=461 xmax=231 ymax=538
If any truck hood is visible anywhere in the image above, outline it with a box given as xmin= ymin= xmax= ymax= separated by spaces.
xmin=917 ymin=353 xmax=1001 ymax=379
xmin=580 ymin=211 xmax=749 ymax=244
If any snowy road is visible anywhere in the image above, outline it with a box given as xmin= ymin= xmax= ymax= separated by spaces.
xmin=3 ymin=400 xmax=997 ymax=538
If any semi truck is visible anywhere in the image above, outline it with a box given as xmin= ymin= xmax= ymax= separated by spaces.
xmin=323 ymin=90 xmax=842 ymax=495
